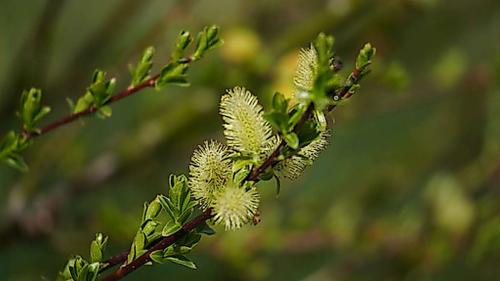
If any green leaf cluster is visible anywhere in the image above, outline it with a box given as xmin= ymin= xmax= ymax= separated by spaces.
xmin=125 ymin=175 xmax=215 ymax=269
xmin=192 ymin=25 xmax=223 ymax=61
xmin=126 ymin=196 xmax=163 ymax=264
xmin=57 ymin=234 xmax=108 ymax=281
xmin=265 ymin=93 xmax=315 ymax=149
xmin=69 ymin=70 xmax=116 ymax=118
xmin=17 ymin=88 xmax=51 ymax=133
xmin=129 ymin=46 xmax=155 ymax=87
xmin=0 ymin=131 xmax=30 ymax=171
xmin=308 ymin=33 xmax=344 ymax=109
xmin=149 ymin=231 xmax=201 ymax=269
xmin=156 ymin=25 xmax=222 ymax=89
xmin=356 ymin=43 xmax=376 ymax=77
xmin=0 ymin=88 xmax=51 ymax=171
xmin=341 ymin=43 xmax=377 ymax=97
xmin=0 ymin=26 xmax=222 ymax=172
xmin=148 ymin=175 xmax=215 ymax=269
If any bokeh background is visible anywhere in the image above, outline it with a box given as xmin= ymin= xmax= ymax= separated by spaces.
xmin=1 ymin=0 xmax=499 ymax=280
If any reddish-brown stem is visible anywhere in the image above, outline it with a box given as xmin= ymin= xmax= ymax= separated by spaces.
xmin=101 ymin=209 xmax=214 ymax=281
xmin=24 ymin=74 xmax=160 ymax=139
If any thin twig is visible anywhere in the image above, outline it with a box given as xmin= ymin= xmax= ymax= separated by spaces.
xmin=23 ymin=75 xmax=157 ymax=139
xmin=23 ymin=56 xmax=193 ymax=139
xmin=101 ymin=209 xmax=214 ymax=281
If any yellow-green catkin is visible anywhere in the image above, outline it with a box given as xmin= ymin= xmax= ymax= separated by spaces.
xmin=276 ymin=130 xmax=330 ymax=180
xmin=188 ymin=140 xmax=231 ymax=208
xmin=212 ymin=182 xmax=260 ymax=230
xmin=220 ymin=87 xmax=273 ymax=157
xmin=294 ymin=46 xmax=318 ymax=92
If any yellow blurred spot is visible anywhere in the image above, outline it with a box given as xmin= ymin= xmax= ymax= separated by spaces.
xmin=272 ymin=49 xmax=300 ymax=102
xmin=425 ymin=173 xmax=475 ymax=236
xmin=221 ymin=27 xmax=261 ymax=64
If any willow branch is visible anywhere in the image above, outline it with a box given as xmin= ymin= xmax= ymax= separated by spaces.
xmin=101 ymin=209 xmax=214 ymax=281
xmin=100 ymin=66 xmax=363 ymax=280
xmin=24 ymin=57 xmax=193 ymax=140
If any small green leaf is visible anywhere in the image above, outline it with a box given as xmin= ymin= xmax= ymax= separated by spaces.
xmin=283 ymin=132 xmax=299 ymax=149
xmin=89 ymin=233 xmax=108 ymax=263
xmin=97 ymin=105 xmax=112 ymax=119
xmin=33 ymin=106 xmax=51 ymax=123
xmin=73 ymin=92 xmax=94 ymax=114
xmin=288 ymin=103 xmax=306 ymax=127
xmin=196 ymin=221 xmax=216 ymax=236
xmin=296 ymin=120 xmax=320 ymax=148
xmin=17 ymin=88 xmax=51 ymax=132
xmin=192 ymin=25 xmax=222 ymax=61
xmin=145 ymin=198 xmax=162 ymax=220
xmin=158 ymin=195 xmax=177 ymax=221
xmin=90 ymin=242 xmax=101 ymax=263
xmin=77 ymin=263 xmax=99 ymax=281
xmin=166 ymin=255 xmax=197 ymax=269
xmin=272 ymin=92 xmax=288 ymax=112
xmin=313 ymin=33 xmax=335 ymax=66
xmin=130 ymin=46 xmax=155 ymax=87
xmin=182 ymin=232 xmax=201 ymax=247
xmin=127 ymin=246 xmax=136 ymax=264
xmin=141 ymin=219 xmax=159 ymax=236
xmin=133 ymin=231 xmax=147 ymax=252
xmin=172 ymin=31 xmax=193 ymax=61
xmin=162 ymin=221 xmax=182 ymax=237
xmin=149 ymin=250 xmax=165 ymax=264
xmin=156 ymin=63 xmax=190 ymax=89
xmin=178 ymin=208 xmax=193 ymax=224
xmin=5 ymin=154 xmax=28 ymax=172
xmin=264 ymin=112 xmax=289 ymax=132
xmin=356 ymin=43 xmax=376 ymax=71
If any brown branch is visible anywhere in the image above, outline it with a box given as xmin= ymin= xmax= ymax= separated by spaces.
xmin=99 ymin=66 xmax=363 ymax=280
xmin=23 ymin=74 xmax=159 ymax=139
xmin=101 ymin=209 xmax=214 ymax=281
xmin=24 ymin=55 xmax=193 ymax=139
xmin=99 ymin=250 xmax=131 ymax=273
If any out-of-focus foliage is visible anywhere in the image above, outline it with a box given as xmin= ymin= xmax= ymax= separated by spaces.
xmin=0 ymin=0 xmax=499 ymax=280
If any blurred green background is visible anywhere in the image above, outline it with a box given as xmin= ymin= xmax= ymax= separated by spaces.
xmin=1 ymin=0 xmax=499 ymax=280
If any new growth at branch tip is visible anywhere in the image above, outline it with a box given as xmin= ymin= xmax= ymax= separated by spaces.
xmin=0 ymin=25 xmax=222 ymax=172
xmin=55 ymin=29 xmax=375 ymax=281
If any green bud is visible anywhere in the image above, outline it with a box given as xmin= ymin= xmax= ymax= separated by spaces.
xmin=90 ymin=233 xmax=108 ymax=263
xmin=177 ymin=31 xmax=193 ymax=50
xmin=165 ymin=255 xmax=197 ymax=269
xmin=193 ymin=32 xmax=208 ymax=60
xmin=130 ymin=46 xmax=155 ymax=87
xmin=272 ymin=92 xmax=288 ymax=113
xmin=192 ymin=25 xmax=222 ymax=61
xmin=172 ymin=31 xmax=193 ymax=62
xmin=92 ymin=70 xmax=106 ymax=84
xmin=162 ymin=221 xmax=182 ymax=237
xmin=206 ymin=25 xmax=219 ymax=43
xmin=145 ymin=198 xmax=162 ymax=219
xmin=313 ymin=33 xmax=335 ymax=65
xmin=156 ymin=62 xmax=190 ymax=89
xmin=283 ymin=132 xmax=299 ymax=149
xmin=18 ymin=88 xmax=51 ymax=132
xmin=75 ymin=70 xmax=116 ymax=115
xmin=142 ymin=220 xmax=159 ymax=236
xmin=133 ymin=231 xmax=147 ymax=252
xmin=356 ymin=43 xmax=376 ymax=71
xmin=0 ymin=131 xmax=29 ymax=172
